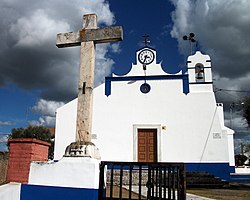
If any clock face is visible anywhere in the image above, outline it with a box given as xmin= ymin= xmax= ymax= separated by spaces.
xmin=138 ymin=49 xmax=155 ymax=65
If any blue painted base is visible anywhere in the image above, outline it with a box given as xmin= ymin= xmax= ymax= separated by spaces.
xmin=230 ymin=174 xmax=250 ymax=183
xmin=185 ymin=162 xmax=233 ymax=181
xmin=20 ymin=184 xmax=98 ymax=200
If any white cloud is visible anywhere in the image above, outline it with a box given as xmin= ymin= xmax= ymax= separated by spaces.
xmin=94 ymin=44 xmax=115 ymax=86
xmin=32 ymin=99 xmax=64 ymax=116
xmin=10 ymin=9 xmax=70 ymax=48
xmin=0 ymin=135 xmax=8 ymax=143
xmin=170 ymin=0 xmax=192 ymax=41
xmin=79 ymin=0 xmax=114 ymax=26
xmin=29 ymin=116 xmax=56 ymax=127
xmin=0 ymin=121 xmax=14 ymax=126
xmin=110 ymin=43 xmax=121 ymax=54
xmin=31 ymin=99 xmax=64 ymax=127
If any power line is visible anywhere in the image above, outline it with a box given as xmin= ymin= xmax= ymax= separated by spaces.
xmin=215 ymin=87 xmax=250 ymax=93
xmin=214 ymin=87 xmax=250 ymax=102
xmin=216 ymin=90 xmax=242 ymax=101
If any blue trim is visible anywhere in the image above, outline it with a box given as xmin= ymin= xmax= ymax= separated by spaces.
xmin=187 ymin=60 xmax=211 ymax=64
xmin=230 ymin=174 xmax=250 ymax=183
xmin=188 ymin=66 xmax=211 ymax=69
xmin=229 ymin=166 xmax=235 ymax=173
xmin=182 ymin=70 xmax=189 ymax=94
xmin=185 ymin=163 xmax=231 ymax=181
xmin=20 ymin=184 xmax=98 ymax=200
xmin=105 ymin=73 xmax=189 ymax=96
xmin=189 ymin=82 xmax=213 ymax=85
xmin=107 ymin=165 xmax=151 ymax=170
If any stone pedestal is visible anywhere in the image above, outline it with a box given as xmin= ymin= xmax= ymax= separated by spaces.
xmin=64 ymin=141 xmax=101 ymax=159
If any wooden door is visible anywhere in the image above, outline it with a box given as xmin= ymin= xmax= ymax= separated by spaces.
xmin=138 ymin=129 xmax=157 ymax=162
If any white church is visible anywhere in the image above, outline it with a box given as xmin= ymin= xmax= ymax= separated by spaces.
xmin=54 ymin=46 xmax=235 ymax=181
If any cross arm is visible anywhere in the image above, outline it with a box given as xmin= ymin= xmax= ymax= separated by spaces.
xmin=56 ymin=26 xmax=123 ymax=48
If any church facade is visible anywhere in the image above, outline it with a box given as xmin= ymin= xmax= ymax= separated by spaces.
xmin=54 ymin=47 xmax=235 ymax=181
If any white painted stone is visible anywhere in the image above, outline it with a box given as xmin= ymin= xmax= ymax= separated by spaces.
xmin=0 ymin=183 xmax=21 ymax=200
xmin=235 ymin=166 xmax=250 ymax=174
xmin=28 ymin=157 xmax=100 ymax=189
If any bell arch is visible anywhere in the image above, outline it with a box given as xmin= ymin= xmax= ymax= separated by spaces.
xmin=195 ymin=63 xmax=205 ymax=82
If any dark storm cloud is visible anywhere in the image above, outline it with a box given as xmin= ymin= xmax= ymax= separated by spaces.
xmin=0 ymin=0 xmax=116 ymax=102
xmin=170 ymin=0 xmax=250 ymax=92
xmin=170 ymin=0 xmax=250 ymax=139
xmin=0 ymin=0 xmax=118 ymax=126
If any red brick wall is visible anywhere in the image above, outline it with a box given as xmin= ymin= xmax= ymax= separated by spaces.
xmin=7 ymin=138 xmax=51 ymax=184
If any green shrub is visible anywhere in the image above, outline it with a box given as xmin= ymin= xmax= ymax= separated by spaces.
xmin=8 ymin=126 xmax=54 ymax=159
xmin=8 ymin=125 xmax=51 ymax=143
xmin=235 ymin=154 xmax=248 ymax=166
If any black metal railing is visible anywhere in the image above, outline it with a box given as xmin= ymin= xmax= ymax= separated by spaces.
xmin=99 ymin=161 xmax=186 ymax=200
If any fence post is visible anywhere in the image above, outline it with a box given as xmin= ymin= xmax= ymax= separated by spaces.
xmin=180 ymin=164 xmax=186 ymax=200
xmin=98 ymin=161 xmax=105 ymax=200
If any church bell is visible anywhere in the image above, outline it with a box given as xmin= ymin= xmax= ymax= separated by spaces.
xmin=196 ymin=70 xmax=204 ymax=79
xmin=195 ymin=65 xmax=204 ymax=80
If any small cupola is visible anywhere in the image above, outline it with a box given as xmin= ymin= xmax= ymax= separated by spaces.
xmin=187 ymin=51 xmax=213 ymax=92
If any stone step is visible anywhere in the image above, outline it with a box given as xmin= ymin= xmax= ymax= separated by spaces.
xmin=106 ymin=170 xmax=228 ymax=188
xmin=230 ymin=174 xmax=250 ymax=183
xmin=186 ymin=172 xmax=228 ymax=188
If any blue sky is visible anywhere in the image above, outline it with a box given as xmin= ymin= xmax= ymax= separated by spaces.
xmin=0 ymin=0 xmax=250 ymax=151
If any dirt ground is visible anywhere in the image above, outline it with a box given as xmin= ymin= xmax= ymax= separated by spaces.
xmin=187 ymin=183 xmax=250 ymax=200
xmin=106 ymin=183 xmax=250 ymax=199
xmin=105 ymin=186 xmax=144 ymax=199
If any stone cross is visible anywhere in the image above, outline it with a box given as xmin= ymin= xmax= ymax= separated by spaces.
xmin=56 ymin=14 xmax=123 ymax=155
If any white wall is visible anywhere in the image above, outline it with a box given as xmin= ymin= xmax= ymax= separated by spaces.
xmin=54 ymin=100 xmax=77 ymax=160
xmin=217 ymin=104 xmax=235 ymax=167
xmin=54 ymin=50 xmax=233 ymax=166
xmin=29 ymin=157 xmax=100 ymax=189
xmin=92 ymin=81 xmax=228 ymax=162
xmin=0 ymin=183 xmax=21 ymax=200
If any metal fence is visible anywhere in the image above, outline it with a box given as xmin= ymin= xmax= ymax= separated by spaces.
xmin=99 ymin=161 xmax=186 ymax=200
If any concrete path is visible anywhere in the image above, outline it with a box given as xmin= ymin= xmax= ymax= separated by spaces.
xmin=123 ymin=186 xmax=214 ymax=200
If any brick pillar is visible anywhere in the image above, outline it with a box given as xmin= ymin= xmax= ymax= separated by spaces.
xmin=7 ymin=138 xmax=51 ymax=184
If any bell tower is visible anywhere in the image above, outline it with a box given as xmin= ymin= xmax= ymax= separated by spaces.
xmin=187 ymin=51 xmax=213 ymax=92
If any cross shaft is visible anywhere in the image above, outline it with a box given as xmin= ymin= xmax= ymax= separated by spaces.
xmin=56 ymin=14 xmax=123 ymax=145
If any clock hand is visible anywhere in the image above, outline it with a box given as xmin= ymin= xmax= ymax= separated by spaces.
xmin=142 ymin=55 xmax=149 ymax=70
xmin=143 ymin=55 xmax=149 ymax=63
